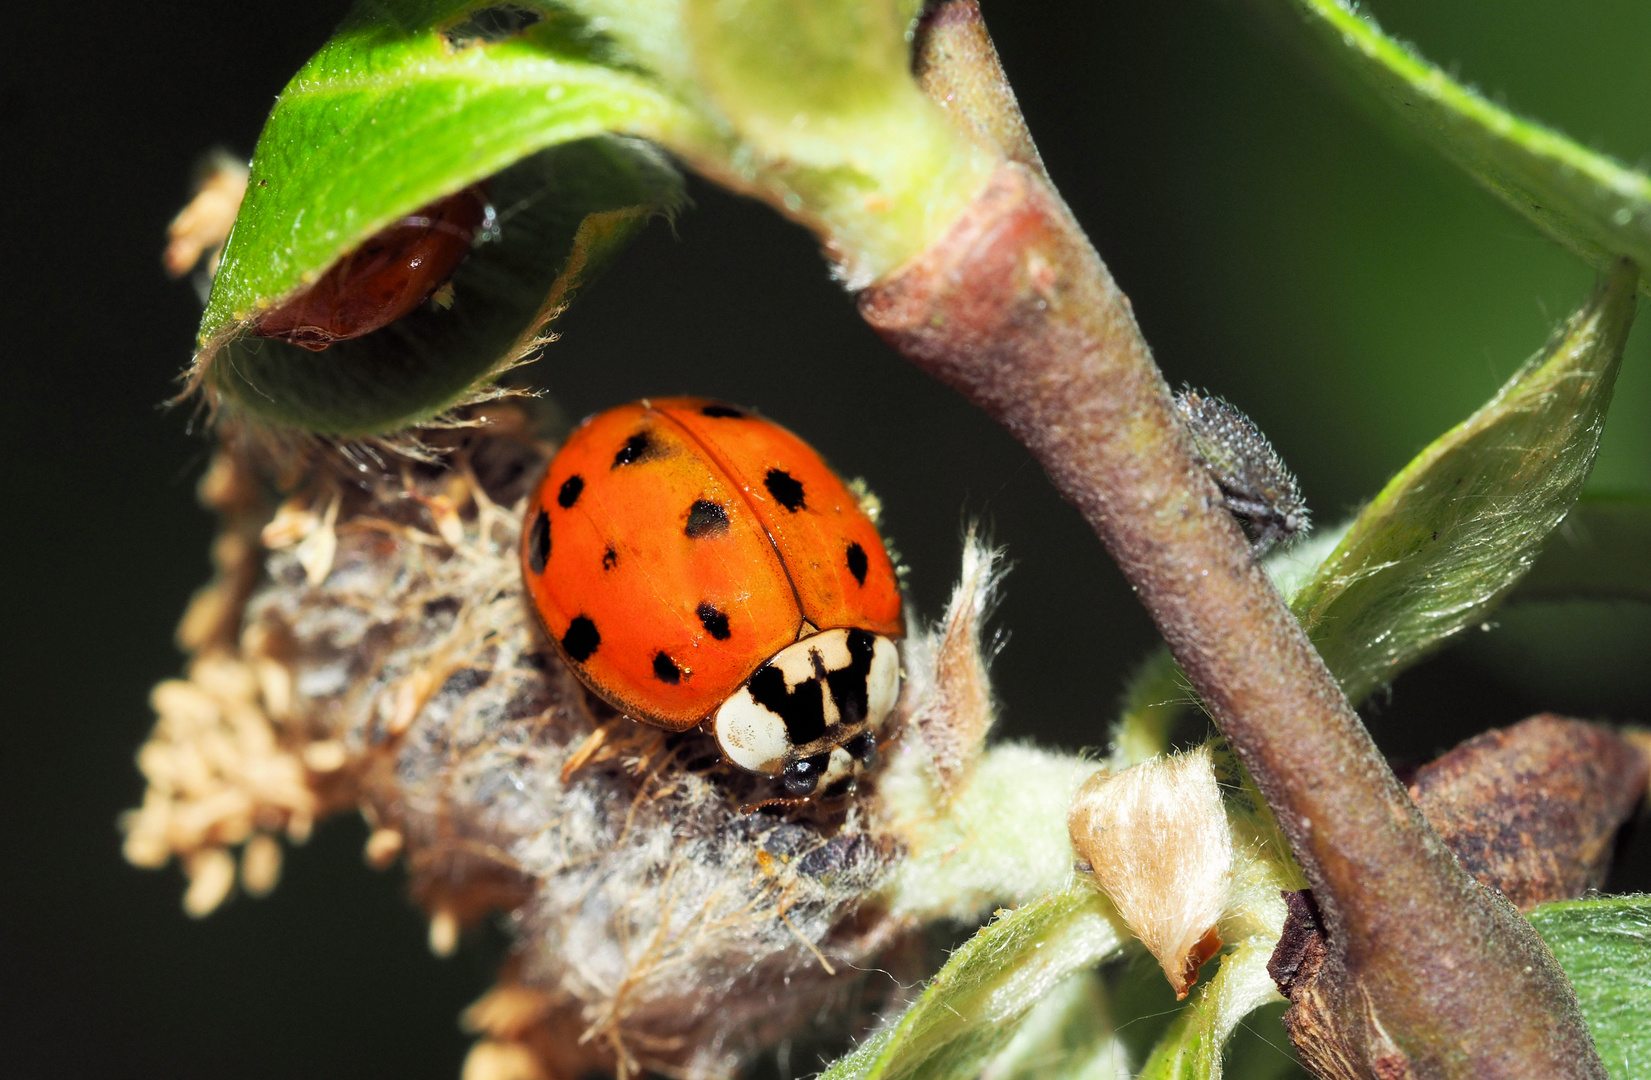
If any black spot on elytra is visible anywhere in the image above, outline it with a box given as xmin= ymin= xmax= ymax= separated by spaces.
xmin=602 ymin=546 xmax=618 ymax=570
xmin=700 ymin=404 xmax=746 ymax=419
xmin=561 ymin=616 xmax=600 ymax=662
xmin=845 ymin=542 xmax=868 ymax=586
xmin=653 ymin=651 xmax=682 ymax=684
xmin=557 ymin=474 xmax=584 ymax=508
xmin=526 ymin=509 xmax=550 ymax=574
xmin=697 ymin=602 xmax=731 ymax=640
xmin=612 ymin=430 xmax=658 ymax=468
xmin=685 ymin=499 xmax=730 ymax=539
xmin=764 ymin=468 xmax=806 ymax=512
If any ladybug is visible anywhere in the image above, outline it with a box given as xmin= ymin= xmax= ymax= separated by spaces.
xmin=255 ymin=185 xmax=490 ymax=351
xmin=521 ymin=398 xmax=905 ymax=797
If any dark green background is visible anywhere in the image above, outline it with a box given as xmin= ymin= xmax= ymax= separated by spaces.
xmin=4 ymin=1 xmax=1647 ymax=1077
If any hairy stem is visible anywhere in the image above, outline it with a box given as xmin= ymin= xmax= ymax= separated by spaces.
xmin=852 ymin=3 xmax=1603 ymax=1076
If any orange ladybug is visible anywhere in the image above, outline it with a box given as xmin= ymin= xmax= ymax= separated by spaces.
xmin=255 ymin=185 xmax=489 ymax=351
xmin=521 ymin=398 xmax=904 ymax=796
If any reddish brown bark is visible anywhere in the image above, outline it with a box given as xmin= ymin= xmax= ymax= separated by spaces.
xmin=863 ymin=16 xmax=1607 ymax=1066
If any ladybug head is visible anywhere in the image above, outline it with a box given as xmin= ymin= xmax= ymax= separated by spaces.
xmin=710 ymin=628 xmax=900 ymax=796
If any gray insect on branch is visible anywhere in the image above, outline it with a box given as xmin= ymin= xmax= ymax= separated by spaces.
xmin=1174 ymin=388 xmax=1310 ymax=555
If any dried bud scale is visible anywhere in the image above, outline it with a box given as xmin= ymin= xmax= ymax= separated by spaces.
xmin=1174 ymin=389 xmax=1309 ymax=555
xmin=125 ymin=404 xmax=1017 ymax=1079
xmin=1067 ymin=744 xmax=1235 ymax=999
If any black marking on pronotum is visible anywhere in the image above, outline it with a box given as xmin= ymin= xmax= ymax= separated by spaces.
xmin=700 ymin=404 xmax=746 ymax=419
xmin=845 ymin=542 xmax=869 ymax=586
xmin=612 ymin=430 xmax=658 ymax=468
xmin=652 ymin=651 xmax=682 ymax=684
xmin=1174 ymin=387 xmax=1310 ymax=556
xmin=747 ymin=665 xmax=828 ymax=747
xmin=822 ymin=629 xmax=877 ymax=729
xmin=782 ymin=752 xmax=833 ymax=796
xmin=746 ymin=629 xmax=879 ymax=750
xmin=685 ymin=499 xmax=730 ymax=539
xmin=602 ymin=546 xmax=618 ymax=570
xmin=764 ymin=468 xmax=806 ymax=512
xmin=526 ymin=509 xmax=550 ymax=574
xmin=561 ymin=616 xmax=600 ymax=662
xmin=557 ymin=474 xmax=584 ymax=509
xmin=697 ymin=602 xmax=731 ymax=640
xmin=442 ymin=3 xmax=543 ymax=49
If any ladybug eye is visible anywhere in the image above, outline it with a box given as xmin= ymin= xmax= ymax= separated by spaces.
xmin=844 ymin=731 xmax=878 ymax=769
xmin=782 ymin=753 xmax=832 ymax=796
xmin=845 ymin=542 xmax=869 ymax=586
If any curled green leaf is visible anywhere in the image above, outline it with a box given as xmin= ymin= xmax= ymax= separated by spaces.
xmin=1291 ymin=262 xmax=1639 ymax=704
xmin=820 ymin=884 xmax=1126 ymax=1080
xmin=1529 ymin=895 xmax=1651 ymax=1077
xmin=1135 ymin=940 xmax=1282 ymax=1080
xmin=198 ymin=138 xmax=680 ymax=435
xmin=1253 ymin=0 xmax=1651 ymax=293
xmin=194 ymin=0 xmax=703 ymax=434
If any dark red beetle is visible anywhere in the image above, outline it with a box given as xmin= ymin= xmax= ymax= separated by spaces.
xmin=255 ymin=186 xmax=489 ymax=351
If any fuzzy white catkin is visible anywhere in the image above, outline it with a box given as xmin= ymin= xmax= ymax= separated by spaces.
xmin=1067 ymin=743 xmax=1234 ymax=998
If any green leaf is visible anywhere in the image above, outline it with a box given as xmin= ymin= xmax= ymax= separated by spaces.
xmin=1509 ymin=493 xmax=1651 ymax=605
xmin=1252 ymin=0 xmax=1651 ymax=294
xmin=1528 ymin=895 xmax=1651 ymax=1078
xmin=195 ymin=0 xmax=704 ymax=433
xmin=204 ymin=0 xmax=704 ymax=340
xmin=975 ymin=971 xmax=1130 ymax=1080
xmin=200 ymin=138 xmax=680 ymax=435
xmin=1290 ymin=262 xmax=1639 ymax=704
xmin=820 ymin=885 xmax=1126 ymax=1080
xmin=1136 ymin=940 xmax=1282 ymax=1080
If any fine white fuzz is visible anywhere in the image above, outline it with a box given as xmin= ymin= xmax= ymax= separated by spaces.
xmin=1067 ymin=743 xmax=1234 ymax=998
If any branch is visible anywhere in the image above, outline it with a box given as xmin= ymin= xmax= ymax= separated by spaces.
xmin=854 ymin=3 xmax=1604 ymax=1075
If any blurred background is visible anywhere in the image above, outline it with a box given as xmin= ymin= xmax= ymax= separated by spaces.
xmin=4 ymin=1 xmax=1647 ymax=1076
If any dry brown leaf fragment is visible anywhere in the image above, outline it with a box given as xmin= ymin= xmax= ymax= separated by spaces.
xmin=1407 ymin=714 xmax=1649 ymax=911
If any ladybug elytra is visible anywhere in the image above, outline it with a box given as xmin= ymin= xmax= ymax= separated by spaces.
xmin=521 ymin=398 xmax=904 ymax=796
